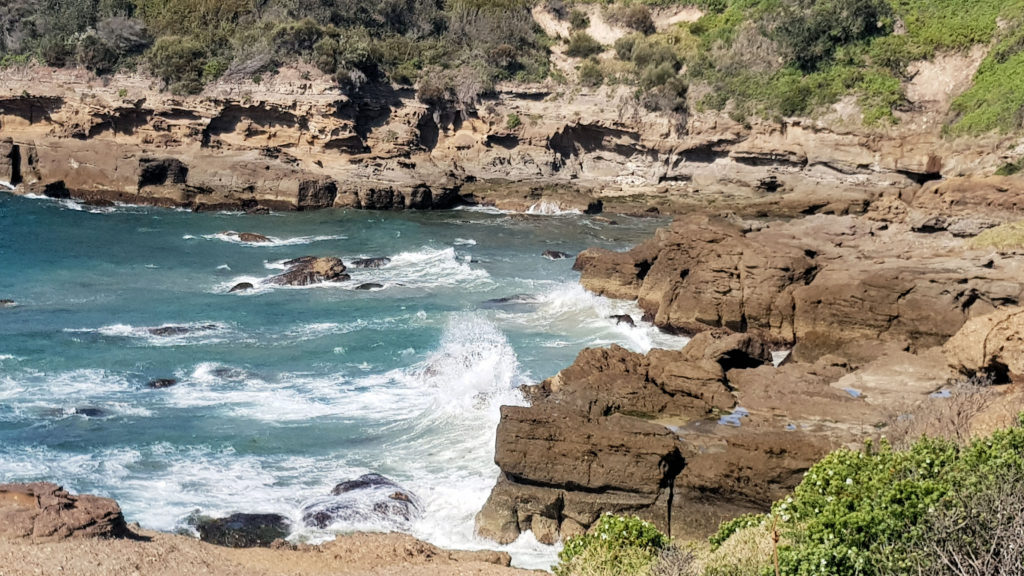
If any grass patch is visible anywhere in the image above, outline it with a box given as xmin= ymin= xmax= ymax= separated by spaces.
xmin=969 ymin=220 xmax=1024 ymax=250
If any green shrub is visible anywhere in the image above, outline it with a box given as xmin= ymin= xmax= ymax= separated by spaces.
xmin=579 ymin=58 xmax=604 ymax=87
xmin=566 ymin=32 xmax=604 ymax=58
xmin=968 ymin=220 xmax=1024 ymax=250
xmin=554 ymin=514 xmax=668 ymax=576
xmin=506 ymin=112 xmax=521 ymax=129
xmin=605 ymin=4 xmax=655 ymax=35
xmin=76 ymin=35 xmax=118 ymax=74
xmin=147 ymin=36 xmax=207 ymax=94
xmin=774 ymin=0 xmax=893 ymax=72
xmin=995 ymin=159 xmax=1023 ymax=176
xmin=569 ymin=9 xmax=590 ymax=31
xmin=709 ymin=513 xmax=764 ymax=551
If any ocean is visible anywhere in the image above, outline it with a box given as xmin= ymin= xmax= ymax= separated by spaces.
xmin=0 ymin=192 xmax=688 ymax=568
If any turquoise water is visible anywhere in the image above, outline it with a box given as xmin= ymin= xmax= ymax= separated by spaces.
xmin=0 ymin=193 xmax=687 ymax=567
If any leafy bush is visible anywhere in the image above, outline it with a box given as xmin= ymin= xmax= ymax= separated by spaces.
xmin=147 ymin=36 xmax=207 ymax=94
xmin=578 ymin=58 xmax=604 ymax=86
xmin=76 ymin=35 xmax=118 ymax=74
xmin=605 ymin=4 xmax=655 ymax=35
xmin=566 ymin=31 xmax=604 ymax=58
xmin=506 ymin=112 xmax=521 ymax=130
xmin=995 ymin=159 xmax=1023 ymax=176
xmin=569 ymin=9 xmax=590 ymax=31
xmin=554 ymin=514 xmax=669 ymax=576
xmin=774 ymin=0 xmax=893 ymax=72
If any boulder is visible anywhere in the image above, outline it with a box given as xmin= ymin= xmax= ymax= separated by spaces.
xmin=0 ymin=299 xmax=14 ymax=308
xmin=0 ymin=483 xmax=128 ymax=540
xmin=228 ymin=282 xmax=254 ymax=293
xmin=301 ymin=473 xmax=422 ymax=529
xmin=943 ymin=307 xmax=1024 ymax=383
xmin=350 ymin=257 xmax=391 ymax=269
xmin=226 ymin=232 xmax=271 ymax=243
xmin=610 ymin=314 xmax=635 ymax=327
xmin=270 ymin=257 xmax=349 ymax=286
xmin=542 ymin=250 xmax=572 ymax=260
xmin=147 ymin=378 xmax=178 ymax=389
xmin=148 ymin=324 xmax=218 ymax=337
xmin=194 ymin=513 xmax=290 ymax=548
xmin=356 ymin=283 xmax=384 ymax=291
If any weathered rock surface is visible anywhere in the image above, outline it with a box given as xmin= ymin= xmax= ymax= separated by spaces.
xmin=944 ymin=307 xmax=1024 ymax=382
xmin=194 ymin=513 xmax=291 ymax=548
xmin=301 ymin=474 xmax=422 ymax=530
xmin=223 ymin=232 xmax=271 ymax=243
xmin=270 ymin=257 xmax=349 ymax=286
xmin=350 ymin=257 xmax=391 ymax=269
xmin=542 ymin=250 xmax=572 ymax=260
xmin=0 ymin=483 xmax=128 ymax=541
xmin=577 ymin=214 xmax=1024 ymax=363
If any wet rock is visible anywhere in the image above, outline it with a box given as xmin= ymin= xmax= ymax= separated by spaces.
xmin=270 ymin=257 xmax=349 ymax=286
xmin=147 ymin=378 xmax=178 ymax=389
xmin=229 ymin=232 xmax=271 ymax=243
xmin=26 ymin=180 xmax=70 ymax=199
xmin=148 ymin=324 xmax=218 ymax=337
xmin=0 ymin=299 xmax=14 ymax=308
xmin=194 ymin=513 xmax=291 ymax=548
xmin=0 ymin=482 xmax=128 ymax=540
xmin=301 ymin=473 xmax=422 ymax=529
xmin=350 ymin=257 xmax=391 ymax=269
xmin=356 ymin=283 xmax=384 ymax=291
xmin=542 ymin=250 xmax=573 ymax=260
xmin=610 ymin=314 xmax=635 ymax=327
xmin=245 ymin=206 xmax=270 ymax=215
xmin=72 ymin=407 xmax=106 ymax=418
xmin=229 ymin=282 xmax=254 ymax=293
xmin=296 ymin=178 xmax=337 ymax=210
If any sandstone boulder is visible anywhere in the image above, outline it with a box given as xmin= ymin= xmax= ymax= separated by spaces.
xmin=0 ymin=483 xmax=128 ymax=541
xmin=270 ymin=257 xmax=349 ymax=286
xmin=943 ymin=307 xmax=1024 ymax=383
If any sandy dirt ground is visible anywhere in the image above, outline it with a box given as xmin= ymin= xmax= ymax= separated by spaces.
xmin=0 ymin=530 xmax=540 ymax=576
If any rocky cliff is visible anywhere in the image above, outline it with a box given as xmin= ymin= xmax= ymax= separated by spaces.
xmin=1 ymin=55 xmax=1019 ymax=214
xmin=476 ymin=194 xmax=1024 ymax=544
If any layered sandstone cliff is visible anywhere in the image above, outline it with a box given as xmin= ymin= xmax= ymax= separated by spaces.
xmin=1 ymin=57 xmax=1019 ymax=214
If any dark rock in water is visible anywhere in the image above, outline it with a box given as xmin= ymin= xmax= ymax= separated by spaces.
xmin=194 ymin=513 xmax=291 ymax=548
xmin=83 ymin=198 xmax=115 ymax=207
xmin=26 ymin=181 xmax=70 ymax=199
xmin=147 ymin=378 xmax=178 ymax=389
xmin=73 ymin=407 xmax=106 ymax=418
xmin=229 ymin=282 xmax=254 ymax=293
xmin=356 ymin=283 xmax=384 ymax=291
xmin=148 ymin=324 xmax=218 ymax=337
xmin=542 ymin=250 xmax=573 ymax=260
xmin=351 ymin=257 xmax=391 ymax=269
xmin=231 ymin=232 xmax=271 ymax=243
xmin=481 ymin=294 xmax=538 ymax=312
xmin=0 ymin=299 xmax=14 ymax=308
xmin=245 ymin=206 xmax=270 ymax=215
xmin=610 ymin=314 xmax=635 ymax=327
xmin=301 ymin=473 xmax=421 ymax=529
xmin=271 ymin=257 xmax=349 ymax=286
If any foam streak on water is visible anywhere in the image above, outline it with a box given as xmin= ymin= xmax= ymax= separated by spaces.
xmin=0 ymin=193 xmax=672 ymax=569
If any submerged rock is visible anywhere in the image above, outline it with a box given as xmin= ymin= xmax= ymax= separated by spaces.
xmin=0 ymin=299 xmax=14 ymax=308
xmin=355 ymin=283 xmax=384 ymax=291
xmin=301 ymin=473 xmax=422 ymax=530
xmin=72 ymin=407 xmax=106 ymax=418
xmin=148 ymin=324 xmax=218 ymax=337
xmin=147 ymin=378 xmax=178 ymax=389
xmin=229 ymin=282 xmax=254 ymax=293
xmin=270 ymin=257 xmax=349 ymax=286
xmin=0 ymin=482 xmax=128 ymax=540
xmin=610 ymin=314 xmax=635 ymax=327
xmin=350 ymin=257 xmax=391 ymax=269
xmin=194 ymin=513 xmax=291 ymax=548
xmin=225 ymin=232 xmax=271 ymax=243
xmin=542 ymin=250 xmax=572 ymax=260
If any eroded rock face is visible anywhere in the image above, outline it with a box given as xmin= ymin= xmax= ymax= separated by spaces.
xmin=0 ymin=483 xmax=128 ymax=541
xmin=944 ymin=307 xmax=1024 ymax=382
xmin=476 ymin=330 xmax=778 ymax=544
xmin=270 ymin=257 xmax=349 ymax=286
xmin=194 ymin=513 xmax=290 ymax=548
xmin=577 ymin=214 xmax=1024 ymax=363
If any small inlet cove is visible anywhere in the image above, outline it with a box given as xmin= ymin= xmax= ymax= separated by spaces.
xmin=0 ymin=193 xmax=687 ymax=568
